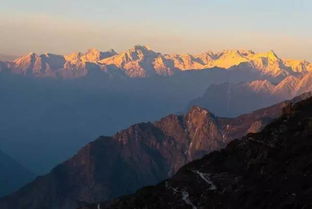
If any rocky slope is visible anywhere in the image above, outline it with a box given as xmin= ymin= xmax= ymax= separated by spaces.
xmin=2 ymin=46 xmax=312 ymax=79
xmin=0 ymin=150 xmax=34 ymax=197
xmin=0 ymin=93 xmax=305 ymax=209
xmin=83 ymin=92 xmax=312 ymax=209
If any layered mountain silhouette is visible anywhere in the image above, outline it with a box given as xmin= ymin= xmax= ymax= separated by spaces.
xmin=190 ymin=73 xmax=312 ymax=116
xmin=0 ymin=63 xmax=263 ymax=174
xmin=81 ymin=91 xmax=312 ymax=209
xmin=0 ymin=93 xmax=308 ymax=209
xmin=1 ymin=46 xmax=311 ymax=204
xmin=1 ymin=46 xmax=311 ymax=79
xmin=0 ymin=149 xmax=34 ymax=197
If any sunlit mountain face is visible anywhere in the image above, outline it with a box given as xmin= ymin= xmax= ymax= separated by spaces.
xmin=0 ymin=46 xmax=312 ymax=176
xmin=2 ymin=0 xmax=312 ymax=208
xmin=1 ymin=0 xmax=312 ymax=208
xmin=2 ymin=46 xmax=311 ymax=79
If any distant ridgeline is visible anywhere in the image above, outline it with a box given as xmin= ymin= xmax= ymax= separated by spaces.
xmin=1 ymin=46 xmax=312 ymax=177
xmin=1 ymin=46 xmax=312 ymax=205
xmin=0 ymin=46 xmax=311 ymax=79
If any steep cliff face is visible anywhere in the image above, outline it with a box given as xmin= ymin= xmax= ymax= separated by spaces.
xmin=185 ymin=107 xmax=225 ymax=160
xmin=0 ymin=96 xmax=301 ymax=209
xmin=84 ymin=95 xmax=312 ymax=209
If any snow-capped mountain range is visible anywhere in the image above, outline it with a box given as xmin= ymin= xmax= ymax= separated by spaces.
xmin=1 ymin=46 xmax=311 ymax=177
xmin=1 ymin=45 xmax=311 ymax=79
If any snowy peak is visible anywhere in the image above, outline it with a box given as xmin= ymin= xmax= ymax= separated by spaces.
xmin=10 ymin=52 xmax=65 ymax=76
xmin=284 ymin=59 xmax=312 ymax=73
xmin=211 ymin=49 xmax=250 ymax=68
xmin=99 ymin=45 xmax=161 ymax=77
xmin=65 ymin=48 xmax=117 ymax=64
xmin=123 ymin=45 xmax=158 ymax=60
xmin=108 ymin=45 xmax=156 ymax=62
xmin=267 ymin=50 xmax=279 ymax=60
xmin=84 ymin=48 xmax=117 ymax=61
xmin=218 ymin=49 xmax=254 ymax=58
xmin=3 ymin=46 xmax=312 ymax=78
xmin=255 ymin=50 xmax=280 ymax=61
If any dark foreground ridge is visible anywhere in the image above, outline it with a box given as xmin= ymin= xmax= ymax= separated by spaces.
xmin=0 ymin=93 xmax=310 ymax=209
xmin=83 ymin=96 xmax=312 ymax=209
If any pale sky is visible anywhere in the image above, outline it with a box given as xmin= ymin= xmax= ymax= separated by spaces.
xmin=0 ymin=0 xmax=311 ymax=60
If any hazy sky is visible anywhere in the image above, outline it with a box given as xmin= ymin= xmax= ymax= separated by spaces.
xmin=0 ymin=0 xmax=311 ymax=60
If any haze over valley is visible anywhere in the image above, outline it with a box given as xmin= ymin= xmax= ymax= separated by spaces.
xmin=1 ymin=46 xmax=312 ymax=176
xmin=1 ymin=1 xmax=312 ymax=208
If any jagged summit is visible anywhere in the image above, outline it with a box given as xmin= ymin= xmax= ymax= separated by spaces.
xmin=219 ymin=49 xmax=255 ymax=56
xmin=186 ymin=106 xmax=216 ymax=121
xmin=3 ymin=46 xmax=312 ymax=78
xmin=65 ymin=48 xmax=117 ymax=63
xmin=256 ymin=49 xmax=280 ymax=61
xmin=267 ymin=49 xmax=279 ymax=59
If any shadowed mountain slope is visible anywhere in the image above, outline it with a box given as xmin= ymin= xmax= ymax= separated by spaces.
xmin=190 ymin=73 xmax=312 ymax=117
xmin=1 ymin=93 xmax=308 ymax=209
xmin=83 ymin=91 xmax=312 ymax=209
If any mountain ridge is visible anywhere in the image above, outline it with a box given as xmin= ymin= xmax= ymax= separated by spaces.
xmin=190 ymin=72 xmax=312 ymax=117
xmin=2 ymin=46 xmax=311 ymax=79
xmin=81 ymin=91 xmax=312 ymax=209
xmin=0 ymin=93 xmax=308 ymax=209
